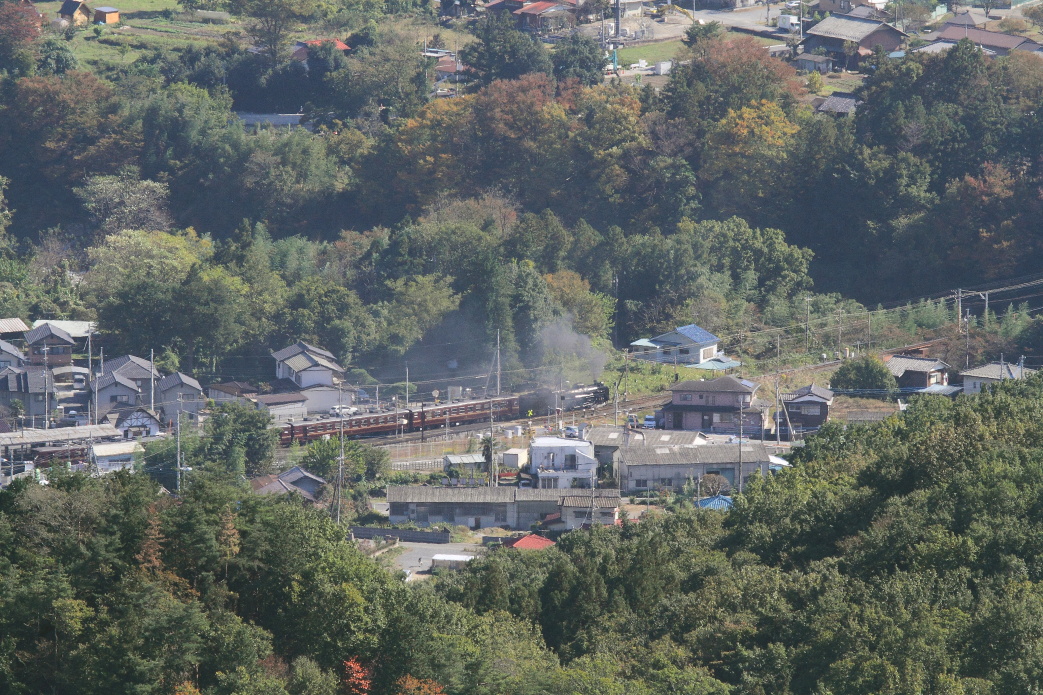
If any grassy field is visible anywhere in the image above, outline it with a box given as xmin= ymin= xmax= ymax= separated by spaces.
xmin=615 ymin=39 xmax=682 ymax=65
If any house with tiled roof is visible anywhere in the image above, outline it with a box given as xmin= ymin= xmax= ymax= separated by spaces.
xmin=251 ymin=466 xmax=326 ymax=503
xmin=0 ymin=366 xmax=56 ymax=421
xmin=661 ymin=376 xmax=768 ymax=433
xmin=935 ymin=25 xmax=1040 ymax=56
xmin=885 ymin=354 xmax=950 ymax=390
xmin=272 ymin=341 xmax=344 ymax=388
xmin=781 ymin=384 xmax=834 ymax=432
xmin=157 ymin=372 xmax=204 ymax=421
xmin=0 ymin=340 xmax=25 ymax=369
xmin=961 ymin=360 xmax=1036 ymax=394
xmin=631 ymin=324 xmax=720 ymax=366
xmin=24 ymin=323 xmax=74 ymax=367
xmin=801 ymin=15 xmax=906 ymax=67
xmin=502 ymin=533 xmax=556 ymax=550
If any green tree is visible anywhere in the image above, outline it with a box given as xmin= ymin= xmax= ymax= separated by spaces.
xmin=829 ymin=355 xmax=898 ymax=396
xmin=551 ymin=33 xmax=605 ymax=87
xmin=204 ymin=402 xmax=279 ymax=477
xmin=235 ymin=0 xmax=318 ymax=67
xmin=36 ymin=38 xmax=78 ymax=76
xmin=459 ymin=12 xmax=553 ymax=85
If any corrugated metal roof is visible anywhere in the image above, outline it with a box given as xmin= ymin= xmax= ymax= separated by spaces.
xmin=0 ymin=318 xmax=29 ymax=334
xmin=674 ymin=324 xmax=719 ymax=344
xmin=806 ymin=15 xmax=898 ymax=42
xmin=960 ymin=362 xmax=1036 ymax=380
xmin=669 ymin=376 xmax=756 ymax=393
xmin=886 ymin=355 xmax=949 ymax=378
xmin=0 ymin=424 xmax=120 ymax=447
xmin=387 ymin=486 xmax=619 ymax=504
xmin=560 ymin=495 xmax=618 ymax=508
xmin=619 ymin=443 xmax=769 ymax=467
xmin=92 ymin=441 xmax=143 ymax=457
xmin=696 ymin=494 xmax=734 ymax=510
xmin=32 ymin=320 xmax=96 ymax=337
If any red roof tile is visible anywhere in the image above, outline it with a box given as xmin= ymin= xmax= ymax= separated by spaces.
xmin=504 ymin=533 xmax=556 ymax=549
xmin=304 ymin=38 xmax=350 ymax=50
xmin=514 ymin=1 xmax=563 ymax=14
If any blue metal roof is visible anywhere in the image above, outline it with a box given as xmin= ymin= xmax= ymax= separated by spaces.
xmin=696 ymin=494 xmax=734 ymax=510
xmin=675 ymin=324 xmax=719 ymax=345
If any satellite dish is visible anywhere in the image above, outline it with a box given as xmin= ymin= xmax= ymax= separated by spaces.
xmin=432 ymin=389 xmax=440 ymax=398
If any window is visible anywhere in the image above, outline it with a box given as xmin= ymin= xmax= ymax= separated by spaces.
xmin=680 ymin=394 xmax=693 ymax=402
xmin=573 ymin=511 xmax=587 ymax=519
xmin=634 ymin=478 xmax=648 ymax=488
xmin=495 ymin=508 xmax=508 ymax=523
xmin=660 ymin=478 xmax=673 ymax=489
xmin=389 ymin=502 xmax=407 ymax=516
xmin=662 ymin=348 xmax=672 ymax=355
xmin=110 ymin=395 xmax=129 ymax=404
xmin=701 ymin=346 xmax=716 ymax=361
xmin=565 ymin=454 xmax=577 ymax=468
xmin=802 ymin=404 xmax=821 ymax=416
xmin=698 ymin=394 xmax=704 ymax=400
xmin=679 ymin=348 xmax=690 ymax=355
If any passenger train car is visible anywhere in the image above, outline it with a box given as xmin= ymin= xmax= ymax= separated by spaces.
xmin=278 ymin=395 xmax=520 ymax=445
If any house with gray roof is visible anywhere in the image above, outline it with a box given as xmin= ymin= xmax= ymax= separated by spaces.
xmin=661 ymin=376 xmax=768 ymax=434
xmin=617 ymin=443 xmax=774 ymax=493
xmin=251 ymin=466 xmax=327 ymax=503
xmin=0 ymin=340 xmax=25 ymax=369
xmin=585 ymin=425 xmax=708 ymax=473
xmin=272 ymin=341 xmax=344 ymax=388
xmin=91 ymin=372 xmax=140 ymax=409
xmin=935 ymin=25 xmax=1040 ymax=56
xmin=630 ymin=324 xmax=720 ymax=366
xmin=560 ymin=494 xmax=620 ymax=530
xmin=98 ymin=404 xmax=162 ymax=439
xmin=960 ymin=361 xmax=1036 ymax=394
xmin=24 ymin=323 xmax=75 ymax=368
xmin=781 ymin=384 xmax=834 ymax=431
xmin=158 ymin=372 xmax=205 ymax=421
xmin=817 ymin=92 xmax=861 ymax=116
xmin=0 ymin=366 xmax=56 ymax=422
xmin=105 ymin=355 xmax=161 ymax=391
xmin=885 ymin=355 xmax=950 ymax=390
xmin=801 ymin=15 xmax=906 ymax=66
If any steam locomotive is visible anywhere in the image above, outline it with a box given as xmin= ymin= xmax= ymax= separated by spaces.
xmin=517 ymin=382 xmax=611 ymax=418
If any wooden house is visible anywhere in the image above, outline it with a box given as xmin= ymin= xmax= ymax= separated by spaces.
xmin=93 ymin=6 xmax=119 ymax=23
xmin=23 ymin=323 xmax=75 ymax=368
xmin=57 ymin=0 xmax=91 ymax=25
xmin=661 ymin=376 xmax=767 ymax=434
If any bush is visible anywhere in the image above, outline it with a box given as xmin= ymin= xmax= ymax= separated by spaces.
xmin=829 ymin=355 xmax=898 ymax=397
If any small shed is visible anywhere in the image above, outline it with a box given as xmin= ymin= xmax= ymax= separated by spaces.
xmin=93 ymin=6 xmax=118 ymax=22
xmin=58 ymin=0 xmax=91 ymax=25
xmin=696 ymin=494 xmax=734 ymax=510
xmin=795 ymin=52 xmax=835 ymax=74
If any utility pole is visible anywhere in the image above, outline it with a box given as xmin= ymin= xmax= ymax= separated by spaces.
xmin=737 ymin=397 xmax=744 ymax=494
xmin=175 ymin=411 xmax=181 ymax=494
xmin=956 ymin=289 xmax=963 ymax=326
xmin=966 ymin=310 xmax=971 ymax=368
xmin=43 ymin=345 xmax=49 ymax=430
xmin=488 ymin=398 xmax=495 ymax=487
xmin=150 ymin=348 xmax=155 ymax=415
xmin=984 ymin=291 xmax=990 ymax=328
xmin=805 ymin=296 xmax=812 ymax=353
xmin=336 ymin=385 xmax=345 ymax=524
xmin=404 ymin=363 xmax=409 ymax=409
xmin=624 ymin=350 xmax=629 ymax=401
xmin=496 ymin=330 xmax=501 ymax=397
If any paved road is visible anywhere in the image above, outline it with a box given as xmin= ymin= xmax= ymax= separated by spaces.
xmin=392 ymin=541 xmax=484 ymax=580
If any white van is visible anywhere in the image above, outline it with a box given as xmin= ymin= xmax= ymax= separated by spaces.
xmin=329 ymin=405 xmax=359 ymax=417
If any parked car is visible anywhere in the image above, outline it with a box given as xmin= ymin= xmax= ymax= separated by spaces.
xmin=564 ymin=425 xmax=579 ymax=438
xmin=643 ymin=415 xmax=656 ymax=429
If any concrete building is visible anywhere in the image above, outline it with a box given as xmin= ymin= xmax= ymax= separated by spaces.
xmin=529 ymin=436 xmax=598 ymax=489
xmin=387 ymin=486 xmax=621 ymax=530
xmin=617 ymin=443 xmax=773 ymax=493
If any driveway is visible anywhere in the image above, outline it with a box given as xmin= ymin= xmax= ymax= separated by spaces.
xmin=391 ymin=541 xmax=484 ymax=580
